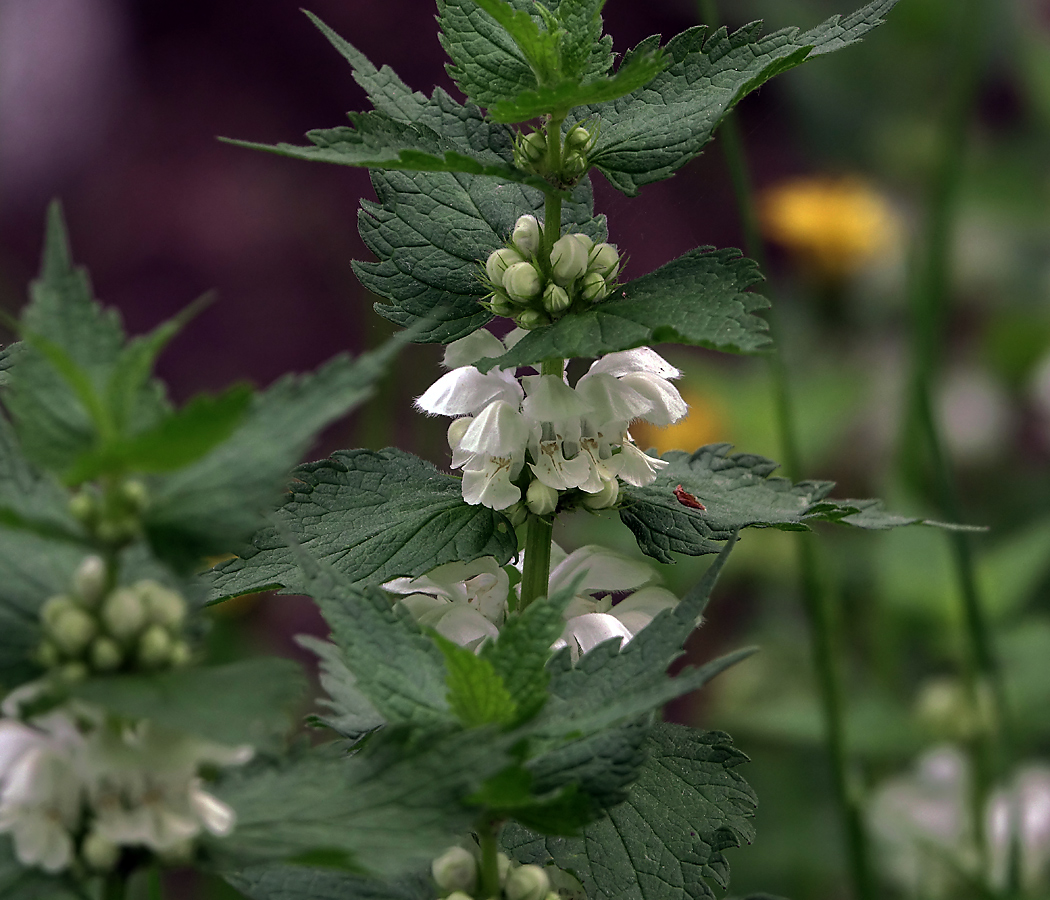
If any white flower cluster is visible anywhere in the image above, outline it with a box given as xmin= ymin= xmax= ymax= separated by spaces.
xmin=431 ymin=842 xmax=570 ymax=900
xmin=483 ymin=214 xmax=620 ymax=327
xmin=869 ymin=745 xmax=1050 ymax=896
xmin=416 ymin=330 xmax=687 ymax=512
xmin=385 ymin=544 xmax=680 ymax=659
xmin=37 ymin=556 xmax=192 ymax=677
xmin=0 ymin=696 xmax=250 ymax=873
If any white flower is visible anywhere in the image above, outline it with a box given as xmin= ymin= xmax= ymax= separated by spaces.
xmin=454 ymin=401 xmax=531 ymax=509
xmin=415 ymin=366 xmax=522 ymax=418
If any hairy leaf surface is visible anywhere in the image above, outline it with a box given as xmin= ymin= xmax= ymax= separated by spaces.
xmin=226 ymin=866 xmax=432 ymax=900
xmin=205 ymin=448 xmax=517 ymax=603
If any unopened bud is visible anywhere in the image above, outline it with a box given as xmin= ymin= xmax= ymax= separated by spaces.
xmin=580 ymin=271 xmax=608 ymax=303
xmin=90 ymin=636 xmax=123 ymax=672
xmin=58 ymin=662 xmax=88 ymax=684
xmin=82 ymin=832 xmax=120 ymax=871
xmin=170 ymin=640 xmax=193 ymax=668
xmin=121 ymin=479 xmax=149 ymax=512
xmin=504 ymin=501 xmax=528 ymax=527
xmin=506 ymin=864 xmax=550 ymax=900
xmin=445 ymin=893 xmax=473 ymax=900
xmin=564 ymin=123 xmax=595 ymax=152
xmin=95 ymin=517 xmax=137 ymax=545
xmin=588 ymin=242 xmax=621 ymax=278
xmin=571 ymin=233 xmax=594 ymax=255
xmin=542 ymin=283 xmax=570 ymax=315
xmin=41 ymin=595 xmax=77 ymax=630
xmin=583 ymin=477 xmax=619 ymax=510
xmin=50 ymin=607 xmax=98 ymax=656
xmin=102 ymin=588 xmax=147 ymax=641
xmin=526 ymin=479 xmax=559 ymax=516
xmin=141 ymin=581 xmax=186 ymax=630
xmin=550 ymin=234 xmax=588 ymax=287
xmin=36 ymin=641 xmax=59 ymax=669
xmin=138 ymin=624 xmax=172 ymax=668
xmin=503 ymin=262 xmax=543 ymax=303
xmin=562 ymin=151 xmax=587 ymax=180
xmin=489 ymin=293 xmax=518 ymax=317
xmin=68 ymin=491 xmax=95 ymax=524
xmin=517 ymin=130 xmax=547 ymax=167
xmin=73 ymin=556 xmax=107 ymax=607
xmin=511 ymin=215 xmax=541 ymax=258
xmin=515 ymin=309 xmax=549 ymax=330
xmin=432 ymin=846 xmax=478 ymax=893
xmin=486 ymin=247 xmax=525 ymax=285
xmin=447 ymin=417 xmax=472 ymax=451
xmin=497 ymin=853 xmax=512 ymax=885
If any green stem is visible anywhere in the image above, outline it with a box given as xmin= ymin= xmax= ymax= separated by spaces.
xmin=101 ymin=873 xmax=127 ymax=900
xmin=147 ymin=864 xmax=163 ymax=900
xmin=478 ymin=818 xmax=503 ymax=899
xmin=519 ymin=509 xmax=554 ymax=612
xmin=696 ymin=3 xmax=877 ymax=898
xmin=541 ymin=114 xmax=565 ymax=269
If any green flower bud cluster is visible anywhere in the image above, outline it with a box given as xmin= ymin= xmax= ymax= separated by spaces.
xmin=431 ymin=845 xmax=558 ymax=900
xmin=483 ymin=214 xmax=623 ymax=329
xmin=37 ymin=563 xmax=192 ymax=678
xmin=69 ymin=478 xmax=149 ymax=546
xmin=513 ymin=123 xmax=596 ymax=186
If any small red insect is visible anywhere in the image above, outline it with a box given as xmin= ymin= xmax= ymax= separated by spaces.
xmin=673 ymin=484 xmax=706 ymax=510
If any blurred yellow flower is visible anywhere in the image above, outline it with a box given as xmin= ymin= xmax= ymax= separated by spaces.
xmin=760 ymin=176 xmax=899 ymax=281
xmin=632 ymin=389 xmax=726 ymax=455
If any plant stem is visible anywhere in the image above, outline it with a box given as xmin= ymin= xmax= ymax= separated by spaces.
xmin=102 ymin=873 xmax=126 ymax=900
xmin=478 ymin=818 xmax=503 ymax=899
xmin=519 ymin=507 xmax=554 ymax=612
xmin=147 ymin=865 xmax=163 ymax=900
xmin=695 ymin=3 xmax=877 ymax=898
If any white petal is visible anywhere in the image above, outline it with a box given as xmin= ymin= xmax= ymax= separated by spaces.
xmin=442 ymin=330 xmax=507 ymax=369
xmin=461 ymin=460 xmax=522 ymax=509
xmin=617 ymin=373 xmax=688 ymax=427
xmin=586 ymin=348 xmax=681 ymax=380
xmin=433 ymin=606 xmax=500 ymax=649
xmin=190 ymin=784 xmax=237 ymax=837
xmin=616 ymin=441 xmax=668 ymax=487
xmin=550 ymin=546 xmax=657 ymax=595
xmin=563 ymin=613 xmax=633 ymax=656
xmin=613 ymin=586 xmax=679 ymax=617
xmin=530 ymin=441 xmax=593 ymax=491
xmin=521 ymin=375 xmax=589 ymax=423
xmin=397 ymin=594 xmax=452 ymax=621
xmin=456 ymin=401 xmax=530 ymax=462
xmin=415 ymin=367 xmax=522 ymax=417
xmin=575 ymin=372 xmax=653 ymax=425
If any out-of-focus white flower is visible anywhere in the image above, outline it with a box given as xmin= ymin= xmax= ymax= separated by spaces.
xmin=869 ymin=746 xmax=1050 ymax=896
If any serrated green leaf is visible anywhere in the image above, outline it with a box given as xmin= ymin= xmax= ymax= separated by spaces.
xmin=310 ymin=579 xmax=453 ymax=729
xmin=503 ymin=723 xmax=757 ymax=900
xmin=583 ymin=0 xmax=900 ymax=195
xmin=72 ymin=658 xmax=305 ymax=749
xmin=0 ymin=836 xmax=83 ymax=899
xmin=211 ymin=730 xmax=511 ymax=876
xmin=619 ymin=444 xmax=953 ymax=565
xmin=435 ymin=633 xmax=518 ymax=727
xmin=144 ymin=346 xmax=400 ymax=569
xmin=488 ymin=46 xmax=666 ymax=123
xmin=226 ymin=865 xmax=433 ymax=900
xmin=297 ymin=635 xmax=386 ymax=742
xmin=64 ymin=383 xmax=253 ymax=484
xmin=466 ymin=0 xmax=563 ymax=86
xmin=204 ymin=449 xmax=517 ymax=603
xmin=476 ymin=248 xmax=769 ymax=371
xmin=359 ymin=168 xmax=604 ymax=344
xmin=554 ymin=0 xmax=612 ymax=83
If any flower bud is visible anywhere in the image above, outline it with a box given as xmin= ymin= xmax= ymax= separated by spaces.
xmin=564 ymin=123 xmax=595 ymax=152
xmin=516 ymin=130 xmax=547 ymax=167
xmin=542 ymin=283 xmax=570 ymax=315
xmin=486 ymin=247 xmax=524 ymax=285
xmin=138 ymin=624 xmax=172 ymax=668
xmin=550 ymin=234 xmax=588 ymax=287
xmin=571 ymin=233 xmax=594 ymax=255
xmin=41 ymin=595 xmax=77 ymax=630
xmin=505 ymin=864 xmax=550 ymax=900
xmin=445 ymin=893 xmax=473 ymax=900
xmin=95 ymin=517 xmax=138 ymax=545
xmin=447 ymin=417 xmax=473 ymax=451
xmin=102 ymin=587 xmax=147 ymax=641
xmin=503 ymin=262 xmax=543 ymax=303
xmin=511 ymin=214 xmax=541 ymax=258
xmin=515 ymin=309 xmax=549 ymax=330
xmin=170 ymin=640 xmax=193 ymax=668
xmin=497 ymin=853 xmax=511 ymax=885
xmin=141 ymin=581 xmax=186 ymax=630
xmin=73 ymin=555 xmax=107 ymax=607
xmin=562 ymin=151 xmax=587 ymax=180
xmin=526 ymin=479 xmax=559 ymax=516
xmin=121 ymin=479 xmax=149 ymax=512
xmin=82 ymin=832 xmax=120 ymax=871
xmin=432 ymin=846 xmax=478 ymax=893
xmin=580 ymin=271 xmax=608 ymax=303
xmin=504 ymin=501 xmax=528 ymax=527
xmin=50 ymin=606 xmax=98 ymax=656
xmin=489 ymin=293 xmax=518 ymax=317
xmin=90 ymin=636 xmax=123 ymax=672
xmin=583 ymin=476 xmax=619 ymax=510
xmin=59 ymin=662 xmax=88 ymax=684
xmin=588 ymin=242 xmax=621 ymax=278
xmin=36 ymin=641 xmax=59 ymax=668
xmin=68 ymin=491 xmax=95 ymax=524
